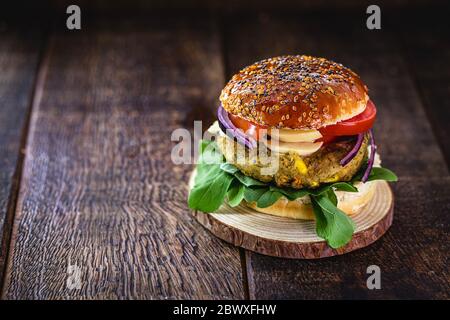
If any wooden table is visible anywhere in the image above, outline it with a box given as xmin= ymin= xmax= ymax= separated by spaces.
xmin=0 ymin=7 xmax=449 ymax=299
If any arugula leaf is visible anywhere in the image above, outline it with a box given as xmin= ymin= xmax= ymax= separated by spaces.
xmin=243 ymin=187 xmax=267 ymax=203
xmin=330 ymin=182 xmax=359 ymax=192
xmin=311 ymin=192 xmax=355 ymax=248
xmin=220 ymin=163 xmax=240 ymax=174
xmin=221 ymin=163 xmax=267 ymax=186
xmin=244 ymin=185 xmax=297 ymax=208
xmin=326 ymin=189 xmax=338 ymax=206
xmin=367 ymin=167 xmax=398 ymax=182
xmin=269 ymin=185 xmax=310 ymax=200
xmin=308 ymin=181 xmax=358 ymax=196
xmin=352 ymin=161 xmax=398 ymax=183
xmin=256 ymin=190 xmax=284 ymax=208
xmin=194 ymin=161 xmax=221 ymax=185
xmin=198 ymin=140 xmax=223 ymax=165
xmin=188 ymin=165 xmax=234 ymax=212
xmin=234 ymin=171 xmax=267 ymax=187
xmin=227 ymin=181 xmax=245 ymax=207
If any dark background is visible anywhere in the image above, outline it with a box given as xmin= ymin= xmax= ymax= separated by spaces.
xmin=0 ymin=0 xmax=448 ymax=299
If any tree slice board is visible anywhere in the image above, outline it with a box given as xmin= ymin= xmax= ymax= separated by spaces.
xmin=189 ymin=172 xmax=394 ymax=259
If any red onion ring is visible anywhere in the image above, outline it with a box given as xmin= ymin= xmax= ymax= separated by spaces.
xmin=217 ymin=106 xmax=257 ymax=149
xmin=362 ymin=129 xmax=376 ymax=182
xmin=340 ymin=133 xmax=365 ymax=166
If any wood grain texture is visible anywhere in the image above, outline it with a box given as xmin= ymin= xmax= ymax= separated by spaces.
xmin=245 ymin=177 xmax=450 ymax=299
xmin=2 ymin=17 xmax=244 ymax=299
xmin=193 ymin=177 xmax=394 ymax=259
xmin=0 ymin=22 xmax=43 ymax=286
xmin=396 ymin=10 xmax=450 ymax=169
xmin=223 ymin=11 xmax=449 ymax=299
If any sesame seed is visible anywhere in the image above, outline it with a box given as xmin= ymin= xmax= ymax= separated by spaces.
xmin=219 ymin=55 xmax=366 ymax=128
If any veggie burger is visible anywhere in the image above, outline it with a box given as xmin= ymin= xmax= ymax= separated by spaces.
xmin=189 ymin=55 xmax=397 ymax=248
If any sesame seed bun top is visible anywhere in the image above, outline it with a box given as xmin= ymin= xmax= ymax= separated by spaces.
xmin=220 ymin=55 xmax=369 ymax=129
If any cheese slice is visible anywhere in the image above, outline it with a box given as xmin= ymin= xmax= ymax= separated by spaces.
xmin=266 ymin=140 xmax=323 ymax=155
xmin=269 ymin=128 xmax=322 ymax=143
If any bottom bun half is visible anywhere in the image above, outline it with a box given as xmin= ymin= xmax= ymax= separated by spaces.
xmin=245 ymin=180 xmax=378 ymax=220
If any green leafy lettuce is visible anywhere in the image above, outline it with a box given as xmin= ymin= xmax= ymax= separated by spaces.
xmin=188 ymin=140 xmax=398 ymax=249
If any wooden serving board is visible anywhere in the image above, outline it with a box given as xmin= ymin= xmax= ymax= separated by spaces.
xmin=190 ymin=173 xmax=394 ymax=259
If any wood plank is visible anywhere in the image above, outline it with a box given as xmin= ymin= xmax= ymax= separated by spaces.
xmin=223 ymin=11 xmax=449 ymax=299
xmin=245 ymin=177 xmax=450 ymax=299
xmin=2 ymin=17 xmax=244 ymax=299
xmin=397 ymin=10 xmax=450 ymax=168
xmin=0 ymin=22 xmax=43 ymax=287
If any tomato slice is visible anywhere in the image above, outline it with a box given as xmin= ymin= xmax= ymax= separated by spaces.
xmin=319 ymin=100 xmax=377 ymax=137
xmin=227 ymin=100 xmax=376 ymax=142
xmin=228 ymin=113 xmax=267 ymax=140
